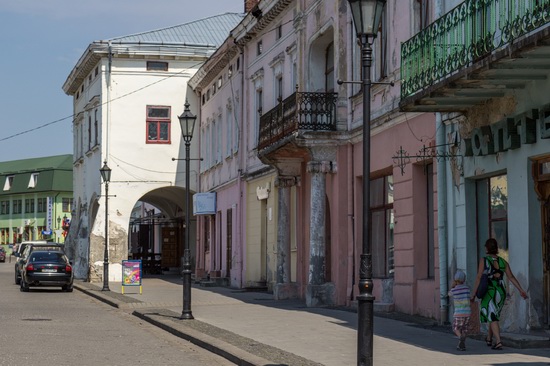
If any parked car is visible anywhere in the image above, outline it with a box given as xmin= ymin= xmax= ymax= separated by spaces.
xmin=14 ymin=241 xmax=64 ymax=285
xmin=19 ymin=250 xmax=73 ymax=292
xmin=0 ymin=247 xmax=5 ymax=262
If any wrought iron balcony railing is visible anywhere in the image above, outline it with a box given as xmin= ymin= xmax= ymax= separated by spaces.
xmin=401 ymin=0 xmax=550 ymax=99
xmin=258 ymin=91 xmax=338 ymax=151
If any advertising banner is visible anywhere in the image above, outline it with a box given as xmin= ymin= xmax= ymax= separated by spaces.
xmin=122 ymin=260 xmax=142 ymax=294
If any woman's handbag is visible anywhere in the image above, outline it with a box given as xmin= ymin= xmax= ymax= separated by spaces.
xmin=475 ymin=256 xmax=498 ymax=299
xmin=476 ymin=272 xmax=489 ymax=299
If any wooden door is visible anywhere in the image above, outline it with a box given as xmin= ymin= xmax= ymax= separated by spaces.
xmin=161 ymin=227 xmax=179 ymax=267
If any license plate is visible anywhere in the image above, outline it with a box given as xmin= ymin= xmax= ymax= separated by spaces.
xmin=42 ymin=269 xmax=56 ymax=273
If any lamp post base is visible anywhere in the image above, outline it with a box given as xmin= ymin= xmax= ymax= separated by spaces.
xmin=181 ymin=268 xmax=194 ymax=320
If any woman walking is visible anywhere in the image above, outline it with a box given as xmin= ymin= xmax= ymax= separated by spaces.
xmin=471 ymin=238 xmax=528 ymax=350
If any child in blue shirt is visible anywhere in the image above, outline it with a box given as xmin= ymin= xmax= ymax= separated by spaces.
xmin=448 ymin=270 xmax=471 ymax=351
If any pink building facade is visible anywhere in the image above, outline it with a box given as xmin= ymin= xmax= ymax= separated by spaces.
xmin=191 ymin=0 xmax=443 ymax=321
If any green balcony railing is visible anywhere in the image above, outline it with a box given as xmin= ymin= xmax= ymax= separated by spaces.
xmin=401 ymin=0 xmax=550 ymax=99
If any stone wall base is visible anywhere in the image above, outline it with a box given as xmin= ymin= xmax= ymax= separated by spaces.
xmin=274 ymin=283 xmax=299 ymax=300
xmin=306 ymin=283 xmax=336 ymax=307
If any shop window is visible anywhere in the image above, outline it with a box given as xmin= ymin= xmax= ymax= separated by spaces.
xmin=476 ymin=174 xmax=508 ymax=255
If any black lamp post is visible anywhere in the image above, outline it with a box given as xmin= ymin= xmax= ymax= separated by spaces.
xmin=99 ymin=161 xmax=112 ymax=292
xmin=57 ymin=216 xmax=61 ymax=241
xmin=178 ymin=99 xmax=197 ymax=320
xmin=347 ymin=1 xmax=385 ymax=365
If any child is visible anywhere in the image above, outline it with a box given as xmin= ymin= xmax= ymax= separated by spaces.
xmin=448 ymin=270 xmax=471 ymax=351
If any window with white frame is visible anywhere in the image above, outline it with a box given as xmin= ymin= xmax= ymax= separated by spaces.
xmin=12 ymin=200 xmax=22 ymax=214
xmin=62 ymin=198 xmax=73 ymax=213
xmin=3 ymin=176 xmax=14 ymax=191
xmin=146 ymin=106 xmax=171 ymax=143
xmin=37 ymin=198 xmax=47 ymax=213
xmin=0 ymin=201 xmax=9 ymax=214
xmin=25 ymin=199 xmax=34 ymax=214
xmin=28 ymin=173 xmax=39 ymax=188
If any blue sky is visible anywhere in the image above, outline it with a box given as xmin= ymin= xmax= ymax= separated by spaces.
xmin=0 ymin=0 xmax=244 ymax=162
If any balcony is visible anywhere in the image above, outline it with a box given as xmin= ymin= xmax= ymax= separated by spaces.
xmin=257 ymin=91 xmax=338 ymax=153
xmin=400 ymin=0 xmax=550 ymax=112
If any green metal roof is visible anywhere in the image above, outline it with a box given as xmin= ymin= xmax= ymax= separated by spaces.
xmin=0 ymin=155 xmax=73 ymax=195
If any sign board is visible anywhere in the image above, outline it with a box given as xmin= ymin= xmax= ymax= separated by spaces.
xmin=193 ymin=192 xmax=216 ymax=215
xmin=122 ymin=260 xmax=142 ymax=294
xmin=42 ymin=230 xmax=52 ymax=236
xmin=47 ymin=197 xmax=53 ymax=231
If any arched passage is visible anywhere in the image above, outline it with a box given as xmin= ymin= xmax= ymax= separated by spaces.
xmin=128 ymin=186 xmax=196 ymax=275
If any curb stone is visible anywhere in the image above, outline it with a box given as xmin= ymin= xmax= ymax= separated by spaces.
xmin=74 ymin=282 xmax=322 ymax=366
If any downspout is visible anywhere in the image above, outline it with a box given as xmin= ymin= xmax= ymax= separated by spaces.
xmin=238 ymin=46 xmax=246 ymax=288
xmin=435 ymin=0 xmax=448 ymax=325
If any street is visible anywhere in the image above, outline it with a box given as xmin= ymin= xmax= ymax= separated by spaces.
xmin=0 ymin=260 xmax=233 ymax=366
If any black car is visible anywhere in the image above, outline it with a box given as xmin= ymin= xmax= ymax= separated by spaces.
xmin=14 ymin=242 xmax=64 ymax=285
xmin=20 ymin=250 xmax=73 ymax=292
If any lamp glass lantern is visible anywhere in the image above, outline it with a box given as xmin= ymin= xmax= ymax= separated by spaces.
xmin=348 ymin=0 xmax=385 ymax=37
xmin=178 ymin=100 xmax=197 ymax=143
xmin=100 ymin=162 xmax=112 ymax=183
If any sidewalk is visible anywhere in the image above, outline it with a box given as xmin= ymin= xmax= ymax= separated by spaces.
xmin=74 ymin=275 xmax=550 ymax=366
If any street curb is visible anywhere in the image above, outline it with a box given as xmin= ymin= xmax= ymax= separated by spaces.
xmin=132 ymin=309 xmax=274 ymax=366
xmin=74 ymin=282 xmax=307 ymax=366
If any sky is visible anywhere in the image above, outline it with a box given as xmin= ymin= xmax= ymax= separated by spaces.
xmin=0 ymin=0 xmax=244 ymax=162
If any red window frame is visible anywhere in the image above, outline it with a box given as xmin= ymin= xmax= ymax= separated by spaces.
xmin=146 ymin=106 xmax=171 ymax=144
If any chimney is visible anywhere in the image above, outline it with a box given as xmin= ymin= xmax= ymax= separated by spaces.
xmin=245 ymin=0 xmax=260 ymax=13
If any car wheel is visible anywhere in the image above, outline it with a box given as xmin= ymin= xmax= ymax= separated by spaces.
xmin=62 ymin=284 xmax=73 ymax=292
xmin=20 ymin=278 xmax=29 ymax=292
xmin=15 ymin=271 xmax=20 ymax=285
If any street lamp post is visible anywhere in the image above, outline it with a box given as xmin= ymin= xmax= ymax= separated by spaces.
xmin=57 ymin=216 xmax=61 ymax=241
xmin=347 ymin=1 xmax=386 ymax=365
xmin=100 ymin=161 xmax=112 ymax=292
xmin=178 ymin=100 xmax=197 ymax=320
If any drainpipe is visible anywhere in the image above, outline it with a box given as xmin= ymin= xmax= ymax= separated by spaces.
xmin=238 ymin=46 xmax=246 ymax=288
xmin=434 ymin=0 xmax=448 ymax=326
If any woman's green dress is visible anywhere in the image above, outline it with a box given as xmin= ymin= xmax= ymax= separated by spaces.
xmin=480 ymin=256 xmax=506 ymax=323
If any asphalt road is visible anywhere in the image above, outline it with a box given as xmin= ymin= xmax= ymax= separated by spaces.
xmin=0 ymin=258 xmax=233 ymax=366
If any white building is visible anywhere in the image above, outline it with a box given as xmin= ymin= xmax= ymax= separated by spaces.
xmin=62 ymin=13 xmax=244 ymax=281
